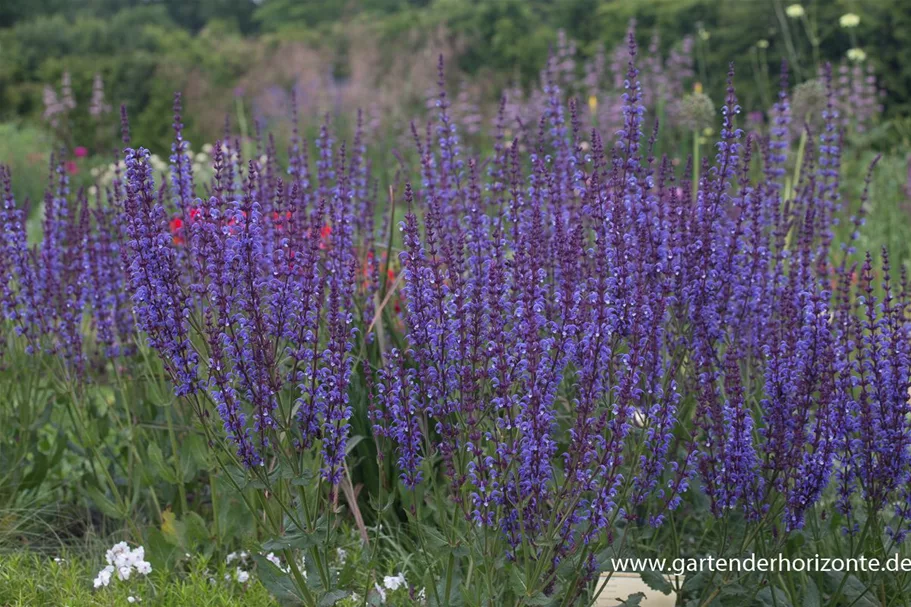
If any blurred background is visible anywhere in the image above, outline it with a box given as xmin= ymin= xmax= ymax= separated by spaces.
xmin=1 ymin=0 xmax=910 ymax=255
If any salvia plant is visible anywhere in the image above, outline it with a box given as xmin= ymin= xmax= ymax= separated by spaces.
xmin=0 ymin=24 xmax=907 ymax=607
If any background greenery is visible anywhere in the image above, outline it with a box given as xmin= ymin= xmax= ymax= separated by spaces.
xmin=3 ymin=1 xmax=911 ymax=604
xmin=2 ymin=0 xmax=909 ymax=153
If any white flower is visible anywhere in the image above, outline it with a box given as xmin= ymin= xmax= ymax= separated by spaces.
xmin=127 ymin=597 xmax=139 ymax=604
xmin=106 ymin=541 xmax=130 ymax=565
xmin=383 ymin=572 xmax=407 ymax=591
xmin=226 ymin=551 xmax=239 ymax=564
xmin=336 ymin=548 xmax=348 ymax=564
xmin=96 ymin=542 xmax=151 ymax=588
xmin=373 ymin=583 xmax=387 ymax=603
xmin=264 ymin=552 xmax=289 ymax=573
xmin=840 ymin=13 xmax=860 ymax=28
xmin=93 ymin=565 xmax=114 ymax=588
xmin=785 ymin=4 xmax=805 ymax=18
xmin=235 ymin=568 xmax=250 ymax=583
xmin=847 ymin=48 xmax=867 ymax=62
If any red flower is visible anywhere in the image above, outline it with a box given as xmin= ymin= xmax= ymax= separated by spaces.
xmin=65 ymin=161 xmax=79 ymax=175
xmin=272 ymin=211 xmax=292 ymax=230
xmin=169 ymin=216 xmax=184 ymax=245
xmin=318 ymin=224 xmax=332 ymax=249
xmin=74 ymin=146 xmax=88 ymax=158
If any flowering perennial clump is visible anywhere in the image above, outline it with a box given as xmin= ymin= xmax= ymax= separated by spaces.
xmin=0 ymin=23 xmax=903 ymax=605
xmin=367 ymin=37 xmax=907 ymax=598
xmin=93 ymin=542 xmax=152 ymax=589
xmin=115 ymin=97 xmax=380 ymax=486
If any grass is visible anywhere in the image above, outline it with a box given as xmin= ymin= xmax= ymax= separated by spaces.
xmin=0 ymin=122 xmax=53 ymax=208
xmin=849 ymin=150 xmax=911 ymax=267
xmin=0 ymin=551 xmax=278 ymax=606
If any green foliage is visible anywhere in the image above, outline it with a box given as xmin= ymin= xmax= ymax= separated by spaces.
xmin=432 ymin=0 xmax=555 ymax=82
xmin=2 ymin=1 xmax=911 ymax=605
xmin=0 ymin=551 xmax=278 ymax=606
xmin=0 ymin=122 xmax=51 ymax=207
xmin=3 ymin=0 xmax=907 ymax=159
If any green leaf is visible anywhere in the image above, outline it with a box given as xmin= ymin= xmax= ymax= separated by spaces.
xmin=145 ymin=527 xmax=179 ymax=572
xmin=319 ymin=589 xmax=349 ymax=606
xmin=19 ymin=430 xmax=64 ymax=491
xmin=640 ymin=570 xmax=672 ymax=595
xmin=83 ymin=485 xmax=124 ymax=520
xmin=756 ymin=586 xmax=792 ymax=607
xmin=180 ymin=433 xmax=207 ymax=482
xmin=147 ymin=442 xmax=177 ymax=484
xmin=345 ymin=435 xmax=365 ymax=455
xmin=420 ymin=524 xmax=449 ymax=551
xmin=619 ymin=593 xmax=645 ymax=607
xmin=263 ymin=526 xmax=323 ymax=552
xmin=182 ymin=511 xmax=211 ymax=550
xmin=508 ymin=563 xmax=528 ymax=596
xmin=718 ymin=583 xmax=750 ymax=603
xmin=367 ymin=587 xmax=385 ymax=606
xmin=224 ymin=464 xmax=251 ymax=490
xmin=253 ymin=555 xmax=307 ymax=606
xmin=825 ymin=573 xmax=878 ymax=607
xmin=802 ymin=579 xmax=821 ymax=607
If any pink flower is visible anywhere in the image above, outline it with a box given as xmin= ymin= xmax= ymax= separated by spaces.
xmin=65 ymin=161 xmax=78 ymax=175
xmin=74 ymin=146 xmax=88 ymax=158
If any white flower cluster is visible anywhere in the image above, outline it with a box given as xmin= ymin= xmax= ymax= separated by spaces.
xmin=372 ymin=572 xmax=410 ymax=603
xmin=225 ymin=550 xmax=249 ymax=564
xmin=93 ymin=542 xmax=152 ymax=589
xmin=265 ymin=551 xmax=290 ymax=573
xmin=225 ymin=549 xmax=300 ymax=583
xmin=383 ymin=572 xmax=407 ymax=591
xmin=839 ymin=13 xmax=860 ymax=28
xmin=785 ymin=3 xmax=805 ymax=18
xmin=87 ymin=143 xmax=268 ymax=199
xmin=225 ymin=550 xmax=251 ymax=583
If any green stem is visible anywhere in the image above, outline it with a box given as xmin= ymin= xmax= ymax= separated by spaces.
xmin=165 ymin=404 xmax=189 ymax=515
xmin=444 ymin=552 xmax=455 ymax=606
xmin=210 ymin=471 xmax=220 ymax=551
xmin=285 ymin=547 xmax=318 ymax=607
